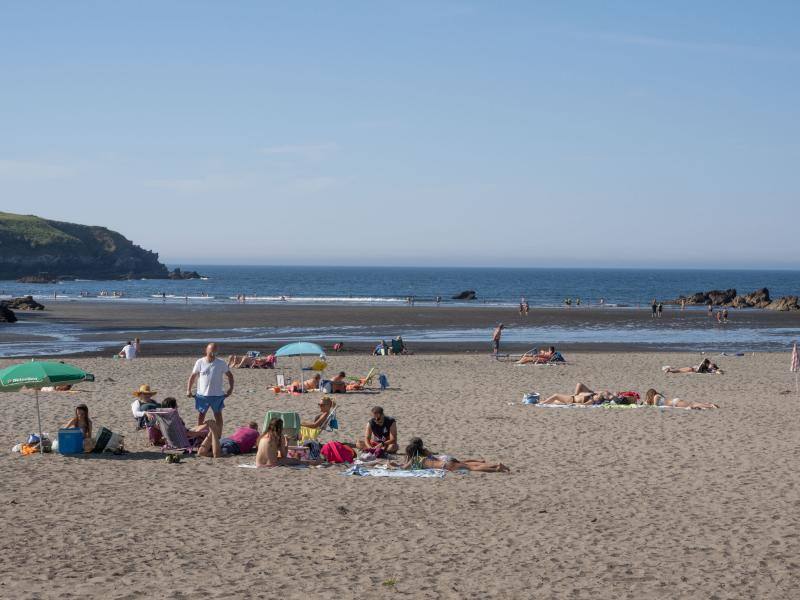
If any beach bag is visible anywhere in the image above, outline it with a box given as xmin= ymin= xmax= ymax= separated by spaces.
xmin=616 ymin=391 xmax=640 ymax=405
xmin=303 ymin=440 xmax=322 ymax=460
xmin=320 ymin=380 xmax=333 ymax=393
xmin=523 ymin=393 xmax=540 ymax=405
xmin=92 ymin=427 xmax=124 ymax=453
xmin=321 ymin=441 xmax=354 ymax=464
xmin=378 ymin=374 xmax=389 ymax=390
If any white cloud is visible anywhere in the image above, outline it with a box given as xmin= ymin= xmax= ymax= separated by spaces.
xmin=0 ymin=159 xmax=76 ymax=180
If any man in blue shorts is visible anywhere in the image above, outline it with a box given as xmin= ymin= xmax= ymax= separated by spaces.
xmin=186 ymin=343 xmax=234 ymax=428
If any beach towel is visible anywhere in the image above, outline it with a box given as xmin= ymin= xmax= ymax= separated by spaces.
xmin=237 ymin=463 xmax=309 ymax=469
xmin=341 ymin=465 xmax=446 ymax=478
xmin=534 ymin=402 xmax=641 ymax=409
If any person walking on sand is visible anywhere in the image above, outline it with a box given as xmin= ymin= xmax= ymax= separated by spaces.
xmin=187 ymin=343 xmax=234 ymax=428
xmin=492 ymin=323 xmax=504 ymax=356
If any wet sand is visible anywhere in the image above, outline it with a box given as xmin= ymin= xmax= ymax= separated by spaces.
xmin=4 ymin=301 xmax=800 ymax=357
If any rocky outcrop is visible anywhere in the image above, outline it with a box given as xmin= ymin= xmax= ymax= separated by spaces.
xmin=677 ymin=289 xmax=737 ymax=306
xmin=0 ymin=303 xmax=17 ymax=323
xmin=0 ymin=211 xmax=169 ymax=280
xmin=452 ymin=290 xmax=477 ymax=300
xmin=6 ymin=296 xmax=45 ymax=311
xmin=16 ymin=273 xmax=61 ymax=284
xmin=765 ymin=296 xmax=800 ymax=311
xmin=168 ymin=268 xmax=203 ymax=280
xmin=732 ymin=288 xmax=771 ymax=309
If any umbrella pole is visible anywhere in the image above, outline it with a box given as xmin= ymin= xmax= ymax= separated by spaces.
xmin=35 ymin=389 xmax=45 ymax=456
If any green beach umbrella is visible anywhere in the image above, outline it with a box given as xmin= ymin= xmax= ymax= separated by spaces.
xmin=0 ymin=361 xmax=95 ymax=454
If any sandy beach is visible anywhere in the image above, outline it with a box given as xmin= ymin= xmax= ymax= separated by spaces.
xmin=1 ymin=351 xmax=799 ymax=599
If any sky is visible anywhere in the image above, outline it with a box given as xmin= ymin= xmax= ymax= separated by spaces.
xmin=1 ymin=1 xmax=799 ymax=268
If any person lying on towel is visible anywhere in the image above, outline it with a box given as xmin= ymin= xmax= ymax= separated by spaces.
xmin=390 ymin=437 xmax=509 ymax=472
xmin=540 ymin=383 xmax=624 ymax=405
xmin=639 ymin=389 xmax=719 ymax=409
xmin=517 ymin=346 xmax=563 ymax=365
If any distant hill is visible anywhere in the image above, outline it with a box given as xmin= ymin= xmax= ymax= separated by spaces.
xmin=0 ymin=212 xmax=169 ymax=280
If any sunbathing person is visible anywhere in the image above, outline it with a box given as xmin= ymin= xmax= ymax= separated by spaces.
xmin=289 ymin=373 xmax=321 ymax=391
xmin=227 ymin=354 xmax=274 ymax=368
xmin=330 ymin=371 xmax=348 ymax=393
xmin=662 ymin=358 xmax=723 ymax=374
xmin=63 ymin=403 xmax=94 ymax=452
xmin=540 ymin=382 xmax=621 ymax=405
xmin=393 ymin=437 xmax=509 ymax=473
xmin=517 ymin=346 xmax=558 ymax=365
xmin=198 ymin=420 xmax=259 ymax=458
xmin=256 ymin=418 xmax=322 ymax=467
xmin=301 ymin=396 xmax=336 ymax=429
xmin=640 ymin=388 xmax=719 ymax=410
xmin=355 ymin=406 xmax=399 ymax=453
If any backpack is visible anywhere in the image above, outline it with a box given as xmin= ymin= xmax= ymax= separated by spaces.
xmin=321 ymin=441 xmax=355 ymax=463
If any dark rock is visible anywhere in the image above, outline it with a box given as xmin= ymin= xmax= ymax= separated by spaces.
xmin=16 ymin=273 xmax=60 ymax=284
xmin=168 ymin=268 xmax=203 ymax=280
xmin=676 ymin=289 xmax=737 ymax=306
xmin=452 ymin=290 xmax=477 ymax=300
xmin=0 ymin=303 xmax=17 ymax=323
xmin=744 ymin=287 xmax=771 ymax=308
xmin=765 ymin=296 xmax=800 ymax=311
xmin=6 ymin=296 xmax=45 ymax=311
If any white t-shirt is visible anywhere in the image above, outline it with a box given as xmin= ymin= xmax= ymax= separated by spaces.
xmin=192 ymin=357 xmax=229 ymax=397
xmin=121 ymin=344 xmax=137 ymax=360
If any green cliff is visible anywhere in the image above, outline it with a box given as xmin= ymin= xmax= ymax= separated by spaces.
xmin=0 ymin=212 xmax=169 ymax=280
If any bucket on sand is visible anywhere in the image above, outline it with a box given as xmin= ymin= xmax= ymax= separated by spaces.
xmin=523 ymin=393 xmax=540 ymax=405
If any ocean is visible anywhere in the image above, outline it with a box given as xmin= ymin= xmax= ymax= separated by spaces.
xmin=1 ymin=266 xmax=798 ymax=307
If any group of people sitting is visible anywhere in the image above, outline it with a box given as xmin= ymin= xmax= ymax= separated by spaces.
xmin=540 ymin=382 xmax=719 ymax=409
xmin=516 ymin=346 xmax=566 ymax=365
xmin=374 ymin=336 xmax=410 ymax=356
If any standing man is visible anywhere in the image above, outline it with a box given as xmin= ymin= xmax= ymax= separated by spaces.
xmin=187 ymin=343 xmax=234 ymax=428
xmin=651 ymin=298 xmax=658 ymax=318
xmin=492 ymin=323 xmax=504 ymax=356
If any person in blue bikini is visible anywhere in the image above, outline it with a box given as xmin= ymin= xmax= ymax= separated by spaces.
xmin=186 ymin=343 xmax=234 ymax=428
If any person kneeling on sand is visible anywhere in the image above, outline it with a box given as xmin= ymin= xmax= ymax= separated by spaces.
xmin=392 ymin=437 xmax=509 ymax=473
xmin=640 ymin=388 xmax=719 ymax=410
xmin=330 ymin=371 xmax=348 ymax=393
xmin=255 ymin=418 xmax=322 ymax=467
xmin=356 ymin=406 xmax=399 ymax=453
xmin=198 ymin=420 xmax=260 ymax=458
xmin=540 ymin=382 xmax=621 ymax=405
xmin=662 ymin=358 xmax=723 ymax=375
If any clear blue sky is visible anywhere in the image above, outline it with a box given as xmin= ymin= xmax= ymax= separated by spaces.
xmin=2 ymin=1 xmax=799 ymax=268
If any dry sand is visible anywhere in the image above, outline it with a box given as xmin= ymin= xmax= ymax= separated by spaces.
xmin=1 ymin=351 xmax=799 ymax=599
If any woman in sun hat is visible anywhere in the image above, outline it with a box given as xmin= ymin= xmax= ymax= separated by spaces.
xmin=131 ymin=384 xmax=161 ymax=426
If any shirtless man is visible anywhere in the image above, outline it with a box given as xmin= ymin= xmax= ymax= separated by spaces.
xmin=330 ymin=371 xmax=348 ymax=393
xmin=492 ymin=323 xmax=504 ymax=356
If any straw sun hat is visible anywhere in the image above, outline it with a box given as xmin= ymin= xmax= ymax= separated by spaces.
xmin=133 ymin=384 xmax=157 ymax=397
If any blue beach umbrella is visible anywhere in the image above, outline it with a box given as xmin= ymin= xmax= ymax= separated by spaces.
xmin=274 ymin=342 xmax=326 ymax=392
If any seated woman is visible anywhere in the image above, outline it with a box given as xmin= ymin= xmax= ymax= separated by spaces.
xmin=63 ymin=403 xmax=94 ymax=452
xmin=540 ymin=382 xmax=620 ymax=405
xmin=256 ymin=418 xmax=322 ymax=467
xmin=330 ymin=371 xmax=348 ymax=393
xmin=155 ymin=397 xmax=209 ymax=441
xmin=663 ymin=358 xmax=723 ymax=374
xmin=640 ymin=388 xmax=719 ymax=410
xmin=392 ymin=437 xmax=509 ymax=473
xmin=301 ymin=396 xmax=336 ymax=430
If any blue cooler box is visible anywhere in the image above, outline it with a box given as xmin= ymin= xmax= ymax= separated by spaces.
xmin=58 ymin=428 xmax=84 ymax=454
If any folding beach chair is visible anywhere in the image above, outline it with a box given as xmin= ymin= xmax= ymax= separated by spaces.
xmin=299 ymin=407 xmax=339 ymax=444
xmin=346 ymin=367 xmax=377 ymax=390
xmin=145 ymin=409 xmax=204 ymax=453
xmin=262 ymin=410 xmax=302 ymax=444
